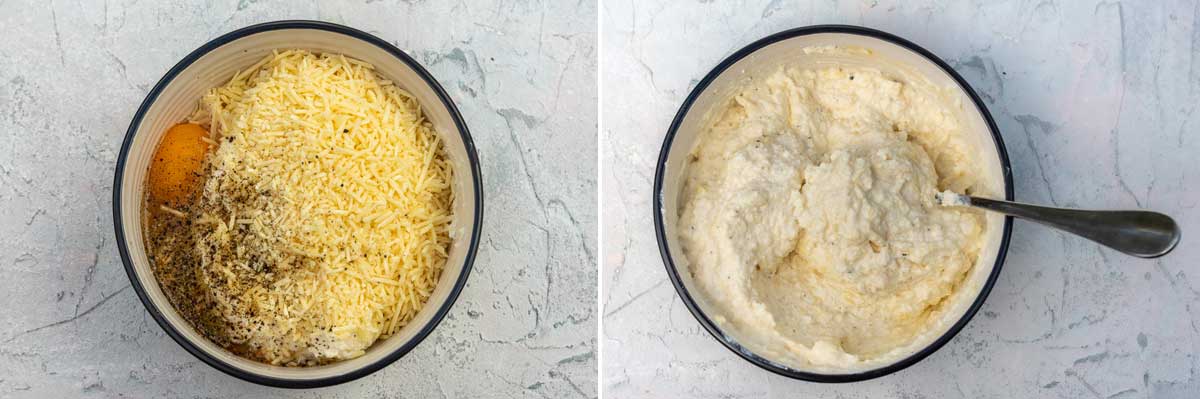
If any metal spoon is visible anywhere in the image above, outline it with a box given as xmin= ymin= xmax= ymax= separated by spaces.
xmin=935 ymin=191 xmax=1181 ymax=258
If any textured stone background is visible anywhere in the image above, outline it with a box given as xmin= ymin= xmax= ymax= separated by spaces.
xmin=601 ymin=0 xmax=1200 ymax=398
xmin=0 ymin=0 xmax=596 ymax=397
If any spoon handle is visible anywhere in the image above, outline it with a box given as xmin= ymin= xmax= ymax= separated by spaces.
xmin=964 ymin=196 xmax=1180 ymax=258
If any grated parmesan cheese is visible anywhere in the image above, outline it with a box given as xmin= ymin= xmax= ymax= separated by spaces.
xmin=176 ymin=49 xmax=454 ymax=366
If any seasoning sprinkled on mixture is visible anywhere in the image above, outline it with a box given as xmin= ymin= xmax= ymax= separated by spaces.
xmin=145 ymin=50 xmax=454 ymax=366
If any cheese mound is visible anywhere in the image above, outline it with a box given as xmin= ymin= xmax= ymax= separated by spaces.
xmin=680 ymin=65 xmax=987 ymax=371
xmin=182 ymin=50 xmax=453 ymax=365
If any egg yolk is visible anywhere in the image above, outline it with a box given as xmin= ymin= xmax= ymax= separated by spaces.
xmin=148 ymin=123 xmax=210 ymax=208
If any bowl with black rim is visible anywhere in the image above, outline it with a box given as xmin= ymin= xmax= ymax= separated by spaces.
xmin=653 ymin=25 xmax=1014 ymax=382
xmin=112 ymin=20 xmax=482 ymax=388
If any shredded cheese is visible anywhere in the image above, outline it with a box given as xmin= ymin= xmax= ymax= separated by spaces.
xmin=159 ymin=204 xmax=187 ymax=218
xmin=183 ymin=50 xmax=454 ymax=365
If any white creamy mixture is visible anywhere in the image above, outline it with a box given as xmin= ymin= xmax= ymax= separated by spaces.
xmin=679 ymin=59 xmax=988 ymax=370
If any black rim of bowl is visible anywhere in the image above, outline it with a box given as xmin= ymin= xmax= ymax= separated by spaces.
xmin=112 ymin=20 xmax=483 ymax=389
xmin=652 ymin=24 xmax=1015 ymax=383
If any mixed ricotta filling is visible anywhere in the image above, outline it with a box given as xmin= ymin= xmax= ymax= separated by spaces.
xmin=680 ymin=61 xmax=987 ymax=370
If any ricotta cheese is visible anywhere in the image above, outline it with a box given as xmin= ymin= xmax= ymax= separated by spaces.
xmin=679 ymin=59 xmax=987 ymax=371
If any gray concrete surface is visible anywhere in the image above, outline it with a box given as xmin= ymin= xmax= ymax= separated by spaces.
xmin=0 ymin=0 xmax=596 ymax=397
xmin=601 ymin=0 xmax=1200 ymax=397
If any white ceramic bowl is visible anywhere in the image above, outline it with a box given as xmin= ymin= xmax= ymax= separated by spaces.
xmin=653 ymin=25 xmax=1014 ymax=382
xmin=113 ymin=21 xmax=482 ymax=388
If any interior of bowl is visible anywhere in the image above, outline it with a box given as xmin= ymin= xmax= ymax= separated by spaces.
xmin=115 ymin=23 xmax=478 ymax=385
xmin=657 ymin=29 xmax=1011 ymax=377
